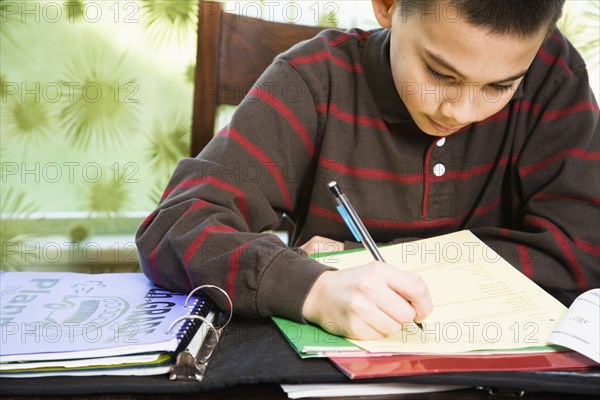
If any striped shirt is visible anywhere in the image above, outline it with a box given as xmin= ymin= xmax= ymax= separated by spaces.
xmin=136 ymin=28 xmax=600 ymax=322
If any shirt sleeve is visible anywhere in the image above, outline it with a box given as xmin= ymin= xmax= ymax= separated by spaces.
xmin=135 ymin=59 xmax=334 ymax=321
xmin=472 ymin=60 xmax=600 ymax=292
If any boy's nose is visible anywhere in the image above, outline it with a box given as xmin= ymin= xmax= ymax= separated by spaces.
xmin=439 ymin=92 xmax=478 ymax=126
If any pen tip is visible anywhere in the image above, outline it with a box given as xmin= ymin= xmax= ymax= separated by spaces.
xmin=328 ymin=181 xmax=337 ymax=187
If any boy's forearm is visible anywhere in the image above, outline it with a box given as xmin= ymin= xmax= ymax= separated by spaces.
xmin=135 ymin=177 xmax=333 ymax=321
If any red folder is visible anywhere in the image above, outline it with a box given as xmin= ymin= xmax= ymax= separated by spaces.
xmin=330 ymin=351 xmax=597 ymax=379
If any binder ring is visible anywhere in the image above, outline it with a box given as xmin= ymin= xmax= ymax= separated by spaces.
xmin=166 ymin=314 xmax=220 ymax=339
xmin=185 ymin=285 xmax=233 ymax=329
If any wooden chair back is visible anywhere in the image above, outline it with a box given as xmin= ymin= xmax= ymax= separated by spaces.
xmin=191 ymin=0 xmax=326 ymax=156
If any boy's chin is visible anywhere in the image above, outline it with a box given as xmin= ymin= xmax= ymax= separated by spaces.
xmin=416 ymin=118 xmax=467 ymax=137
xmin=415 ymin=122 xmax=454 ymax=138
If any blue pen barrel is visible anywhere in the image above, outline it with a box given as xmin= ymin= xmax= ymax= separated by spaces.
xmin=328 ymin=181 xmax=385 ymax=262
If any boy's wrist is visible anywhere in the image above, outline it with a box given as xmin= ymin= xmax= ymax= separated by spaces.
xmin=301 ymin=270 xmax=334 ymax=324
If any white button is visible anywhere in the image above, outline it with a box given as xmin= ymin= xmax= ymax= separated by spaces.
xmin=433 ymin=163 xmax=446 ymax=177
xmin=436 ymin=138 xmax=446 ymax=147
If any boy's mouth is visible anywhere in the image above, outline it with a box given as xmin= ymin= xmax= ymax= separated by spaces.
xmin=427 ymin=116 xmax=464 ymax=134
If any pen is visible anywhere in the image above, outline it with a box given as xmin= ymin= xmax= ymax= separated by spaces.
xmin=328 ymin=181 xmax=383 ymax=262
xmin=327 ymin=181 xmax=423 ymax=330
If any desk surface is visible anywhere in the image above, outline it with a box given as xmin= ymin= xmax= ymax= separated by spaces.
xmin=1 ymin=314 xmax=598 ymax=399
xmin=1 ymin=384 xmax=600 ymax=399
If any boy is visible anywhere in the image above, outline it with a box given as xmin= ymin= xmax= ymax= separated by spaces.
xmin=136 ymin=0 xmax=599 ymax=340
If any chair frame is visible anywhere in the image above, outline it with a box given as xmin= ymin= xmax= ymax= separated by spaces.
xmin=191 ymin=0 xmax=325 ymax=156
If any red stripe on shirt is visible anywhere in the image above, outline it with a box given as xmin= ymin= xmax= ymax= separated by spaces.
xmin=310 ymin=204 xmax=459 ymax=230
xmin=434 ymin=156 xmax=511 ymax=182
xmin=515 ymin=100 xmax=542 ymax=115
xmin=479 ymin=108 xmax=509 ymax=124
xmin=519 ymin=148 xmax=600 ymax=177
xmin=322 ymin=153 xmax=514 ymax=185
xmin=319 ymin=156 xmax=422 ymax=183
xmin=220 ymin=127 xmax=292 ymax=210
xmin=473 ymin=197 xmax=502 ymax=216
xmin=536 ymin=48 xmax=572 ymax=75
xmin=162 ymin=177 xmax=249 ymax=223
xmin=321 ymin=31 xmax=372 ymax=47
xmin=574 ymin=237 xmax=600 ymax=258
xmin=226 ymin=242 xmax=251 ymax=302
xmin=289 ymin=49 xmax=363 ymax=72
xmin=316 ymin=103 xmax=387 ymax=131
xmin=533 ymin=192 xmax=600 ymax=206
xmin=148 ymin=247 xmax=160 ymax=285
xmin=541 ymin=101 xmax=600 ymax=121
xmin=422 ymin=140 xmax=436 ymax=218
xmin=147 ymin=200 xmax=211 ymax=286
xmin=550 ymin=31 xmax=567 ymax=46
xmin=182 ymin=226 xmax=237 ymax=289
xmin=477 ymin=100 xmax=541 ymax=125
xmin=526 ymin=216 xmax=586 ymax=290
xmin=182 ymin=200 xmax=210 ymax=216
xmin=311 ymin=195 xmax=502 ymax=233
xmin=517 ymin=244 xmax=533 ymax=279
xmin=140 ymin=212 xmax=157 ymax=227
xmin=248 ymin=86 xmax=314 ymax=156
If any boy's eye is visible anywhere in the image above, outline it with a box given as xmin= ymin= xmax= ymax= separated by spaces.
xmin=425 ymin=65 xmax=453 ymax=81
xmin=426 ymin=64 xmax=517 ymax=93
xmin=489 ymin=82 xmax=516 ymax=92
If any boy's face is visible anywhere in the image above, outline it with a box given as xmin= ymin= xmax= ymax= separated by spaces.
xmin=388 ymin=3 xmax=546 ymax=137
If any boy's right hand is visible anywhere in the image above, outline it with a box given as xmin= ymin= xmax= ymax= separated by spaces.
xmin=301 ymin=262 xmax=432 ymax=340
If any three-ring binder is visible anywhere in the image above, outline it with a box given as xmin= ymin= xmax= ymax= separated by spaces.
xmin=166 ymin=285 xmax=233 ymax=382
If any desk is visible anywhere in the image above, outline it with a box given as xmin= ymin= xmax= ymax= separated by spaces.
xmin=1 ymin=384 xmax=600 ymax=399
xmin=1 ymin=316 xmax=598 ymax=399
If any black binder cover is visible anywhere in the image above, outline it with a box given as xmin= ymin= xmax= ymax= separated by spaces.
xmin=1 ymin=316 xmax=598 ymax=396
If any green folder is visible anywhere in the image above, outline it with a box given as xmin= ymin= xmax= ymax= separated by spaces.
xmin=272 ymin=317 xmax=362 ymax=359
xmin=271 ymin=249 xmax=366 ymax=358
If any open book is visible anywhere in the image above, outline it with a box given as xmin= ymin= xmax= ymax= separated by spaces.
xmin=0 ymin=272 xmax=217 ymax=377
xmin=274 ymin=231 xmax=599 ymax=365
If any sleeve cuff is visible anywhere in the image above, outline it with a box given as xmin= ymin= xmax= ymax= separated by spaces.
xmin=256 ymin=248 xmax=335 ymax=322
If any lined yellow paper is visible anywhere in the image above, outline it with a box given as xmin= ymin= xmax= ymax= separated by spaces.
xmin=316 ymin=230 xmax=567 ymax=354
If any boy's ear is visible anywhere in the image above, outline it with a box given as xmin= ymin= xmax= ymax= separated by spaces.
xmin=371 ymin=0 xmax=396 ymax=28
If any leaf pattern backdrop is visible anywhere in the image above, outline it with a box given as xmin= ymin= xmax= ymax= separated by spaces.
xmin=1 ymin=0 xmax=198 ymax=217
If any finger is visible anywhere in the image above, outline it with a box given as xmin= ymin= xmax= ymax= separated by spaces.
xmin=344 ymin=317 xmax=389 ymax=340
xmin=299 ymin=236 xmax=320 ymax=254
xmin=320 ymin=240 xmax=343 ymax=254
xmin=349 ymin=263 xmax=417 ymax=327
xmin=384 ymin=270 xmax=433 ymax=322
xmin=300 ymin=236 xmax=343 ymax=255
xmin=347 ymin=286 xmax=405 ymax=336
xmin=361 ymin=306 xmax=404 ymax=337
xmin=375 ymin=286 xmax=418 ymax=323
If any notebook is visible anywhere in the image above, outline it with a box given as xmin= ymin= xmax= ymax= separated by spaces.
xmin=0 ymin=272 xmax=221 ymax=378
xmin=274 ymin=231 xmax=599 ymax=365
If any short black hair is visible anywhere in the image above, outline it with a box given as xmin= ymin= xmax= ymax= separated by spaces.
xmin=396 ymin=0 xmax=565 ymax=38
